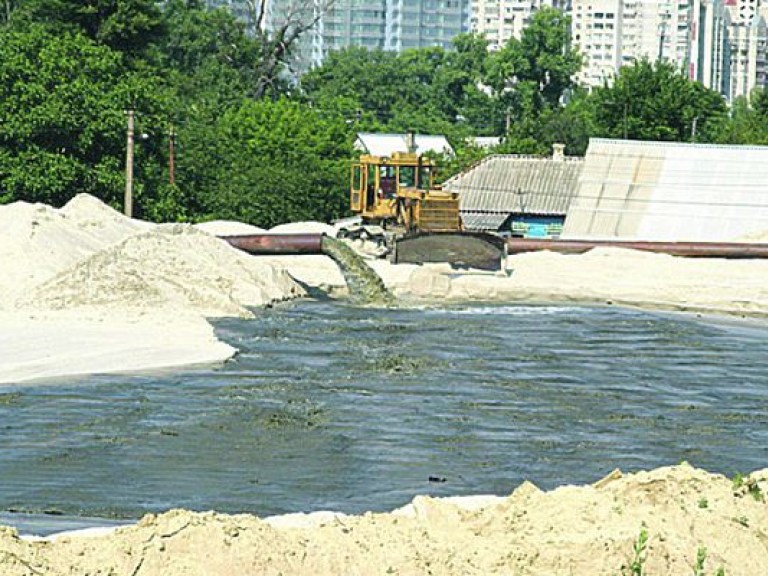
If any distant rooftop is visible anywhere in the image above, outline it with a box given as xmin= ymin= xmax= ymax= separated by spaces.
xmin=354 ymin=133 xmax=454 ymax=157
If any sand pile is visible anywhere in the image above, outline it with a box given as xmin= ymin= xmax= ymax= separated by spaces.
xmin=0 ymin=195 xmax=304 ymax=383
xmin=2 ymin=464 xmax=767 ymax=575
xmin=19 ymin=224 xmax=302 ymax=319
xmin=194 ymin=220 xmax=266 ymax=236
xmin=0 ymin=197 xmax=143 ymax=307
xmin=269 ymin=221 xmax=338 ymax=235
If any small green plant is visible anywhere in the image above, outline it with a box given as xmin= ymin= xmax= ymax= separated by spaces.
xmin=622 ymin=525 xmax=649 ymax=576
xmin=698 ymin=497 xmax=708 ymax=509
xmin=732 ymin=473 xmax=763 ymax=502
xmin=694 ymin=546 xmax=707 ymax=576
xmin=734 ymin=515 xmax=749 ymax=528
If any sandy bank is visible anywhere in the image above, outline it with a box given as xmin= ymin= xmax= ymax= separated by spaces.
xmin=4 ymin=197 xmax=768 ymax=383
xmin=256 ymin=243 xmax=768 ymax=318
xmin=3 ymin=464 xmax=767 ymax=575
xmin=0 ymin=195 xmax=304 ymax=384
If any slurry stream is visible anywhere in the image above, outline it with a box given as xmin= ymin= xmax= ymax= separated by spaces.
xmin=2 ymin=301 xmax=768 ymax=534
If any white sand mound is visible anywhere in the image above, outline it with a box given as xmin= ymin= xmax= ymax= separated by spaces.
xmin=19 ymin=224 xmax=303 ymax=319
xmin=3 ymin=464 xmax=768 ymax=575
xmin=0 ymin=202 xmax=109 ymax=307
xmin=61 ymin=193 xmax=152 ymax=243
xmin=0 ymin=195 xmax=150 ymax=309
xmin=194 ymin=220 xmax=267 ymax=236
xmin=382 ymin=247 xmax=768 ymax=317
xmin=0 ymin=194 xmax=305 ymax=384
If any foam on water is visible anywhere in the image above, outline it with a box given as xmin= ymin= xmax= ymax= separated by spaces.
xmin=424 ymin=305 xmax=584 ymax=316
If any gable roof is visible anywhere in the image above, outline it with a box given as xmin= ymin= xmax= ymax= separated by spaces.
xmin=444 ymin=154 xmax=584 ymax=216
xmin=354 ymin=133 xmax=454 ymax=157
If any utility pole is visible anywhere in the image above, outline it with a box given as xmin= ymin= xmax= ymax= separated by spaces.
xmin=168 ymin=124 xmax=176 ymax=186
xmin=623 ymin=103 xmax=628 ymax=140
xmin=124 ymin=109 xmax=134 ymax=217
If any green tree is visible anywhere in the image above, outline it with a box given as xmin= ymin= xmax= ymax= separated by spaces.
xmin=485 ymin=7 xmax=582 ymax=151
xmin=486 ymin=8 xmax=581 ymax=113
xmin=0 ymin=25 xmax=167 ymax=209
xmin=302 ymin=38 xmax=500 ymax=139
xmin=717 ymin=89 xmax=768 ymax=145
xmin=591 ymin=58 xmax=727 ymax=142
xmin=179 ymin=98 xmax=354 ymax=227
xmin=432 ymin=34 xmax=504 ymax=136
xmin=15 ymin=0 xmax=164 ymax=57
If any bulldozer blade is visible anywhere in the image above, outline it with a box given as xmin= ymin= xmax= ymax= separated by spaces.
xmin=393 ymin=232 xmax=506 ymax=271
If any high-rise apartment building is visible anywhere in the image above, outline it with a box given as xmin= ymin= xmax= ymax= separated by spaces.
xmin=571 ymin=0 xmax=622 ymax=86
xmin=264 ymin=0 xmax=471 ymax=71
xmin=725 ymin=0 xmax=768 ymax=100
xmin=318 ymin=0 xmax=469 ymax=54
xmin=572 ymin=0 xmax=695 ymax=88
xmin=470 ymin=0 xmax=566 ymax=51
xmin=689 ymin=0 xmax=730 ymax=94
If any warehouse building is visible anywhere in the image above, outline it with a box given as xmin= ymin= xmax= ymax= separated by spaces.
xmin=561 ymin=138 xmax=768 ymax=242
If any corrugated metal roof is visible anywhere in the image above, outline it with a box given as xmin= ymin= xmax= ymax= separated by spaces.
xmin=444 ymin=155 xmax=584 ymax=216
xmin=460 ymin=212 xmax=510 ymax=231
xmin=562 ymin=138 xmax=768 ymax=242
xmin=354 ymin=133 xmax=454 ymax=157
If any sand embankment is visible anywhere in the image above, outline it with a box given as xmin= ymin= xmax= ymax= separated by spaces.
xmin=257 ymin=239 xmax=768 ymax=318
xmin=3 ymin=464 xmax=768 ymax=575
xmin=5 ymin=195 xmax=766 ymax=384
xmin=0 ymin=195 xmax=303 ymax=384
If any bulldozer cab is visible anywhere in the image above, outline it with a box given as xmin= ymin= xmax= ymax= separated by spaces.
xmin=350 ymin=152 xmax=434 ymax=219
xmin=350 ymin=152 xmax=460 ymax=233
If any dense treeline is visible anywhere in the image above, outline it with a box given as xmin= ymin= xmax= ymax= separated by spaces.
xmin=1 ymin=2 xmax=767 ymax=225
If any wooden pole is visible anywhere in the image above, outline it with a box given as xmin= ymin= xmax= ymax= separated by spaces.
xmin=169 ymin=124 xmax=176 ymax=186
xmin=124 ymin=109 xmax=134 ymax=217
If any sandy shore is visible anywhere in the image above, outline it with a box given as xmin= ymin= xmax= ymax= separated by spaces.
xmin=4 ymin=464 xmax=768 ymax=575
xmin=3 ymin=195 xmax=768 ymax=384
xmin=3 ymin=195 xmax=768 ymax=574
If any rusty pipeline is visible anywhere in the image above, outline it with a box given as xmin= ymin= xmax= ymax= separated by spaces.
xmin=505 ymin=238 xmax=768 ymax=259
xmin=221 ymin=233 xmax=326 ymax=255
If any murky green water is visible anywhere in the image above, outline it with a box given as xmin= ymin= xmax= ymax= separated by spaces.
xmin=320 ymin=237 xmax=395 ymax=306
xmin=2 ymin=302 xmax=768 ymax=534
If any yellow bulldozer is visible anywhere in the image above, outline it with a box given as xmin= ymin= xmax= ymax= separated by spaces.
xmin=343 ymin=151 xmax=505 ymax=271
xmin=350 ymin=151 xmax=460 ymax=234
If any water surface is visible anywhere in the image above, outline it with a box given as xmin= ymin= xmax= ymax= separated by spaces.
xmin=2 ymin=302 xmax=768 ymax=533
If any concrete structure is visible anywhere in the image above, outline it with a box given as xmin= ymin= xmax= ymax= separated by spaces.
xmin=562 ymin=138 xmax=768 ymax=242
xmin=206 ymin=0 xmax=470 ymax=72
xmin=293 ymin=0 xmax=471 ymax=69
xmin=571 ymin=0 xmax=623 ymax=87
xmin=689 ymin=0 xmax=731 ymax=94
xmin=443 ymin=151 xmax=584 ymax=235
